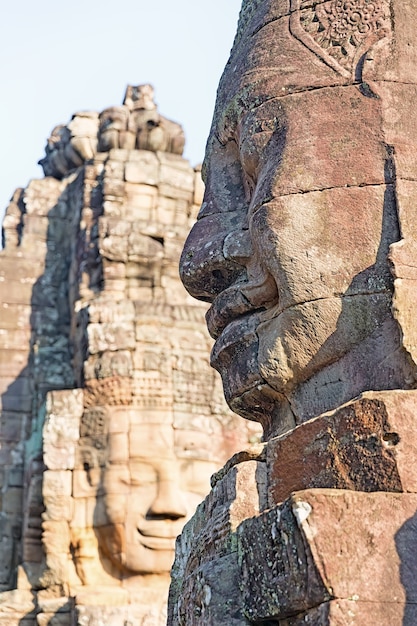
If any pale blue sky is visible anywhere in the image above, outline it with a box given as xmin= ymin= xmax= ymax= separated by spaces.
xmin=1 ymin=0 xmax=241 ymax=213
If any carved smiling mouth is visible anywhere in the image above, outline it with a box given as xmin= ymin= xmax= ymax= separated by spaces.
xmin=137 ymin=521 xmax=182 ymax=551
xmin=206 ymin=277 xmax=278 ymax=340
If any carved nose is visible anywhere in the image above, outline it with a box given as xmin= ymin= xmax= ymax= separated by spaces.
xmin=147 ymin=479 xmax=187 ymax=520
xmin=180 ymin=212 xmax=248 ymax=302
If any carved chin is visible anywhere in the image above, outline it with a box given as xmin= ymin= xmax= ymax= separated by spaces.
xmin=123 ymin=544 xmax=175 ymax=575
xmin=102 ymin=541 xmax=175 ymax=575
xmin=212 ymin=294 xmax=399 ymax=432
xmin=97 ymin=525 xmax=176 ymax=574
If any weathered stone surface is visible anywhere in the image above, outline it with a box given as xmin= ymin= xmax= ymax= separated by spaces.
xmin=279 ymin=598 xmax=417 ymax=626
xmin=168 ymin=458 xmax=265 ymax=625
xmin=170 ymin=479 xmax=417 ymax=624
xmin=240 ymin=489 xmax=417 ymax=621
xmin=267 ymin=391 xmax=417 ymax=505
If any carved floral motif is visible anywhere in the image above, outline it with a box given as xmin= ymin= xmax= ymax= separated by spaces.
xmin=291 ymin=0 xmax=391 ymax=77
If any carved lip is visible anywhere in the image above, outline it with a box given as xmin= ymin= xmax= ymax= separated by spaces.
xmin=210 ymin=313 xmax=260 ymax=369
xmin=206 ymin=278 xmax=278 ymax=340
xmin=138 ymin=535 xmax=177 ymax=551
xmin=137 ymin=521 xmax=181 ymax=550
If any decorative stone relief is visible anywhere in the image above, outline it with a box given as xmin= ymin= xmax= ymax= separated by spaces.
xmin=290 ymin=0 xmax=391 ymax=78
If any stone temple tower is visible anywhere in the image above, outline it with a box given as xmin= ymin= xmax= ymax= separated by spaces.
xmin=0 ymin=86 xmax=259 ymax=625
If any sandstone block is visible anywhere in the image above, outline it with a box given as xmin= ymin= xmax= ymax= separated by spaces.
xmin=87 ymin=298 xmax=135 ymax=324
xmin=98 ymin=234 xmax=128 ymax=262
xmin=67 ymin=112 xmax=98 ymax=136
xmin=101 ymin=259 xmax=126 ymax=281
xmin=240 ymin=490 xmax=417 ymax=622
xmin=0 ymin=328 xmax=31 ymax=352
xmin=8 ymin=468 xmax=24 ymax=488
xmin=266 ymin=391 xmax=417 ymax=506
xmin=107 ymin=149 xmax=129 ymax=162
xmin=23 ymin=179 xmax=65 ymax=217
xmin=0 ymin=374 xmax=32 ymax=399
xmin=124 ymin=182 xmax=157 ymax=215
xmin=44 ymin=438 xmax=76 ymax=470
xmin=36 ymin=612 xmax=73 ymax=626
xmin=102 ymin=199 xmax=123 ymax=217
xmin=102 ymin=177 xmax=124 ymax=198
xmin=83 ymin=350 xmax=133 ymax=381
xmin=43 ymin=493 xmax=73 ymax=522
xmin=0 ymin=412 xmax=26 ymax=443
xmin=83 ymin=376 xmax=133 ymax=407
xmin=124 ymin=151 xmax=159 ymax=185
xmin=22 ymin=538 xmax=44 ymax=565
xmin=42 ymin=520 xmax=71 ymax=554
xmin=106 ymin=407 xmax=130 ymax=433
xmin=0 ymin=304 xmax=31 ymax=331
xmin=0 ymin=390 xmax=32 ymax=413
xmin=43 ymin=471 xmax=72 ymax=499
xmin=108 ymin=432 xmax=129 ymax=463
xmin=72 ymin=472 xmax=97 ymax=500
xmin=103 ymin=159 xmax=124 ymax=181
xmin=76 ymin=586 xmax=128 ymax=607
xmin=159 ymin=185 xmax=193 ymax=203
xmin=69 ymin=498 xmax=87 ymax=528
xmin=169 ymin=460 xmax=265 ymax=625
xmin=45 ymin=390 xmax=83 ymax=439
xmin=0 ymin=257 xmax=44 ymax=281
xmin=280 ymin=598 xmax=417 ymax=625
xmin=3 ymin=488 xmax=23 ymax=514
xmin=0 ymin=589 xmax=36 ymax=615
xmin=0 ymin=280 xmax=35 ymax=305
xmin=377 ymin=83 xmax=417 ymax=180
xmin=36 ymin=589 xmax=71 ymax=613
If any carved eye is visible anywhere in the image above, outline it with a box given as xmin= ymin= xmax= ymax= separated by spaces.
xmin=241 ymin=133 xmax=272 ymax=203
xmin=239 ymin=119 xmax=277 ymax=200
xmin=240 ymin=136 xmax=260 ymax=182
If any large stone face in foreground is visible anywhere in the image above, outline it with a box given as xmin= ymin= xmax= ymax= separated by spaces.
xmin=180 ymin=0 xmax=417 ymax=438
xmin=170 ymin=0 xmax=417 ymax=623
xmin=0 ymin=86 xmax=259 ymax=625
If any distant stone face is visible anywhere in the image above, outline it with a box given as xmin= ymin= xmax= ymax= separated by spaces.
xmin=0 ymin=86 xmax=260 ymax=625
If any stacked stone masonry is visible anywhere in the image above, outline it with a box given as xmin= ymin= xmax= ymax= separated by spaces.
xmin=0 ymin=85 xmax=260 ymax=625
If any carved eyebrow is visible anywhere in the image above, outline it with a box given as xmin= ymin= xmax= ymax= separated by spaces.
xmin=216 ymin=86 xmax=287 ymax=144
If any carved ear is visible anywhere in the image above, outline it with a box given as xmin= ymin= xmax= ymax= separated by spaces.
xmin=84 ymin=462 xmax=101 ymax=488
xmin=82 ymin=450 xmax=101 ymax=488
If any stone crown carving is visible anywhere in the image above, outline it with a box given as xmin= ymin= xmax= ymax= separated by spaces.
xmin=39 ymin=84 xmax=185 ymax=180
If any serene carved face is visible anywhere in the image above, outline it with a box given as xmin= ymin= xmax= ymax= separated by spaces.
xmin=180 ymin=1 xmax=413 ymax=436
xmin=97 ymin=421 xmax=215 ymax=575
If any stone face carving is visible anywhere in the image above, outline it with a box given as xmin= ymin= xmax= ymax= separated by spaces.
xmin=169 ymin=0 xmax=417 ymax=623
xmin=179 ymin=0 xmax=417 ymax=440
xmin=85 ymin=409 xmax=211 ymax=576
xmin=0 ymin=87 xmax=259 ymax=625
